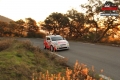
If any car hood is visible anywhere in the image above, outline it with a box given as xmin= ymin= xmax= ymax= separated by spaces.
xmin=53 ymin=40 xmax=68 ymax=44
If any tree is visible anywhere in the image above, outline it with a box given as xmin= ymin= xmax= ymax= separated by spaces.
xmin=25 ymin=18 xmax=39 ymax=37
xmin=59 ymin=14 xmax=69 ymax=37
xmin=43 ymin=12 xmax=68 ymax=35
xmin=81 ymin=0 xmax=103 ymax=41
xmin=66 ymin=9 xmax=85 ymax=39
xmin=94 ymin=0 xmax=120 ymax=42
xmin=15 ymin=19 xmax=25 ymax=37
xmin=44 ymin=17 xmax=54 ymax=34
xmin=82 ymin=0 xmax=120 ymax=42
xmin=0 ymin=21 xmax=9 ymax=36
xmin=8 ymin=21 xmax=18 ymax=36
xmin=96 ymin=16 xmax=120 ymax=42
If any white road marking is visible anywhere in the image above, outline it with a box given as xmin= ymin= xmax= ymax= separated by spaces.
xmin=50 ymin=52 xmax=65 ymax=58
xmin=99 ymin=74 xmax=113 ymax=80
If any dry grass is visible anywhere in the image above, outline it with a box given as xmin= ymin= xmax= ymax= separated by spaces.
xmin=32 ymin=60 xmax=103 ymax=80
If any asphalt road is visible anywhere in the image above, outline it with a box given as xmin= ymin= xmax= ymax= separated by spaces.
xmin=1 ymin=37 xmax=120 ymax=80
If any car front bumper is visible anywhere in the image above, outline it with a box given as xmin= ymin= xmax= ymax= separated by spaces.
xmin=57 ymin=47 xmax=69 ymax=50
xmin=55 ymin=45 xmax=69 ymax=50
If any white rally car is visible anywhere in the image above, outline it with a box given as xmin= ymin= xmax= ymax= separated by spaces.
xmin=43 ymin=35 xmax=70 ymax=52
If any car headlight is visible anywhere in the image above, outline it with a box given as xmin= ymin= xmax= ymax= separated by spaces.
xmin=54 ymin=42 xmax=60 ymax=48
xmin=67 ymin=43 xmax=69 ymax=46
xmin=67 ymin=42 xmax=69 ymax=47
xmin=66 ymin=41 xmax=69 ymax=45
xmin=53 ymin=42 xmax=58 ymax=45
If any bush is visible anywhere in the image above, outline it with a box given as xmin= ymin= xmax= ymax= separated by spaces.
xmin=20 ymin=40 xmax=41 ymax=53
xmin=26 ymin=32 xmax=46 ymax=38
xmin=34 ymin=32 xmax=46 ymax=38
xmin=0 ymin=39 xmax=12 ymax=51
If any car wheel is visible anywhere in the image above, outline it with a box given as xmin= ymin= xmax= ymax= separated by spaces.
xmin=44 ymin=45 xmax=46 ymax=49
xmin=50 ymin=46 xmax=54 ymax=52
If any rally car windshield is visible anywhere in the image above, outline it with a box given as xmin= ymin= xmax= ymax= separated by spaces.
xmin=51 ymin=36 xmax=63 ymax=41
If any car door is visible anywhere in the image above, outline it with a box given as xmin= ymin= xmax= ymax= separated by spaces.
xmin=46 ymin=37 xmax=51 ymax=48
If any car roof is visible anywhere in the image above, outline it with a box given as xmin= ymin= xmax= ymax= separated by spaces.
xmin=46 ymin=35 xmax=62 ymax=37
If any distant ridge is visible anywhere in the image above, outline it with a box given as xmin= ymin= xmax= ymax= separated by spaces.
xmin=0 ymin=15 xmax=14 ymax=23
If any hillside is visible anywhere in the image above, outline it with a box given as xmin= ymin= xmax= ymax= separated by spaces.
xmin=0 ymin=39 xmax=67 ymax=80
xmin=0 ymin=15 xmax=14 ymax=23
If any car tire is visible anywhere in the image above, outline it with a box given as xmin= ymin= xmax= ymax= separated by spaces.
xmin=50 ymin=46 xmax=54 ymax=52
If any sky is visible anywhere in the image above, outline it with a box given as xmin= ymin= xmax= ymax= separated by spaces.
xmin=0 ymin=0 xmax=88 ymax=22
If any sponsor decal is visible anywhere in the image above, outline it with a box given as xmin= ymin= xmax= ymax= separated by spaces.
xmin=58 ymin=42 xmax=66 ymax=44
xmin=100 ymin=1 xmax=119 ymax=16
